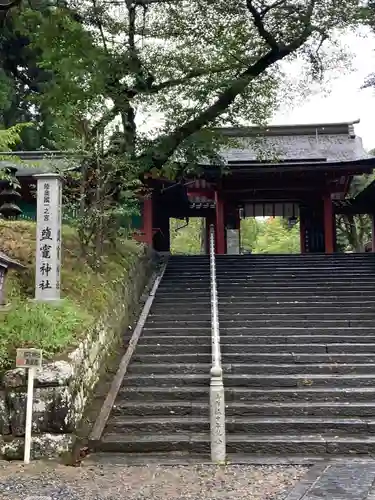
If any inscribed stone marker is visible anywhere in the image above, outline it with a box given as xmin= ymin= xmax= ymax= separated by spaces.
xmin=34 ymin=173 xmax=62 ymax=302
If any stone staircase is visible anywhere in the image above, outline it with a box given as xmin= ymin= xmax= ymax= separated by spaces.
xmin=217 ymin=253 xmax=375 ymax=455
xmin=95 ymin=253 xmax=375 ymax=457
xmin=97 ymin=255 xmax=212 ymax=455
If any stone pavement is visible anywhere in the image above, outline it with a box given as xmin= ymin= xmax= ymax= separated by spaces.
xmin=285 ymin=460 xmax=375 ymax=499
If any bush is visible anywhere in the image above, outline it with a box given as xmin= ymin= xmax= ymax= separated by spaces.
xmin=0 ymin=220 xmax=141 ymax=371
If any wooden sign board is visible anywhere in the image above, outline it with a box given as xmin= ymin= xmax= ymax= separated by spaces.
xmin=16 ymin=348 xmax=43 ymax=369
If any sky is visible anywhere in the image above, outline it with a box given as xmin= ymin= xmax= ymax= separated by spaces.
xmin=274 ymin=30 xmax=375 ymax=152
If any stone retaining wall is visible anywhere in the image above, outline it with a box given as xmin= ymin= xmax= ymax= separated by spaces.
xmin=0 ymin=246 xmax=154 ymax=459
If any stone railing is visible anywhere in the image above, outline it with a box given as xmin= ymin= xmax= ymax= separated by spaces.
xmin=209 ymin=224 xmax=226 ymax=462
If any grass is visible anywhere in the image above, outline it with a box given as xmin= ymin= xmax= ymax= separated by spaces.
xmin=0 ymin=220 xmax=141 ymax=372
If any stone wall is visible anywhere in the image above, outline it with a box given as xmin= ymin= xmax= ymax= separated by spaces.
xmin=0 ymin=246 xmax=154 ymax=459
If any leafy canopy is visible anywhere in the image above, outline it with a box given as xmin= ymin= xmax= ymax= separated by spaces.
xmin=4 ymin=0 xmax=361 ymax=175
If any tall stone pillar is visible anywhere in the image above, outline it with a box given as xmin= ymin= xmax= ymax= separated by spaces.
xmin=34 ymin=173 xmax=62 ymax=302
xmin=215 ymin=191 xmax=225 ymax=254
xmin=323 ymin=194 xmax=334 ymax=254
xmin=371 ymin=214 xmax=375 ymax=252
xmin=143 ymin=196 xmax=153 ymax=247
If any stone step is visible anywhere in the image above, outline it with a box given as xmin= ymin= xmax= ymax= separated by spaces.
xmin=121 ymin=372 xmax=375 ymax=388
xmin=106 ymin=416 xmax=210 ymax=434
xmin=121 ymin=373 xmax=209 ymax=387
xmin=149 ymin=312 xmax=375 ymax=321
xmin=128 ymin=363 xmax=211 ymax=374
xmin=224 ymin=434 xmax=375 ymax=455
xmin=135 ymin=344 xmax=211 ymax=354
xmin=224 ymin=402 xmax=375 ymax=417
xmin=218 ymin=290 xmax=375 ymax=297
xmin=105 ymin=415 xmax=375 ymax=435
xmin=222 ymin=343 xmax=375 ymax=354
xmin=151 ymin=304 xmax=375 ymax=314
xmin=135 ymin=343 xmax=375 ymax=355
xmin=145 ymin=320 xmax=211 ymax=328
xmin=118 ymin=386 xmax=375 ymax=403
xmin=166 ymin=265 xmax=375 ymax=272
xmin=146 ymin=319 xmax=375 ymax=328
xmin=137 ymin=336 xmax=211 ymax=345
xmin=111 ymin=401 xmax=209 ymax=417
xmin=128 ymin=362 xmax=375 ymax=376
xmin=111 ymin=400 xmax=375 ymax=418
xmin=133 ymin=353 xmax=375 ymax=364
xmin=220 ymin=336 xmax=375 ymax=345
xmin=157 ymin=287 xmax=375 ymax=296
xmin=153 ymin=294 xmax=375 ymax=303
xmin=216 ymin=284 xmax=375 ymax=290
xmin=160 ymin=281 xmax=375 ymax=291
xmin=141 ymin=327 xmax=375 ymax=337
xmin=162 ymin=274 xmax=375 ymax=283
xmin=226 ymin=387 xmax=375 ymax=403
xmin=118 ymin=386 xmax=209 ymax=402
xmin=95 ymin=432 xmax=375 ymax=455
xmin=222 ymin=373 xmax=375 ymax=387
xmin=155 ymin=290 xmax=375 ymax=299
xmin=219 ymin=319 xmax=375 ymax=328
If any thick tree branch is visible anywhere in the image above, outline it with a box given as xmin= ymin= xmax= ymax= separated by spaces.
xmin=246 ymin=0 xmax=280 ymax=50
xmin=92 ymin=0 xmax=108 ymax=53
xmin=91 ymin=105 xmax=120 ymax=138
xmin=147 ymin=63 xmax=247 ymax=94
xmin=0 ymin=0 xmax=21 ymax=11
xmin=134 ymin=0 xmax=183 ymax=4
xmin=143 ymin=14 xmax=315 ymax=172
xmin=260 ymin=0 xmax=288 ymax=18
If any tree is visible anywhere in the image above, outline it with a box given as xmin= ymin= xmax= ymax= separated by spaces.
xmin=241 ymin=217 xmax=260 ymax=252
xmin=0 ymin=1 xmax=21 ymax=23
xmin=170 ymin=218 xmax=205 ymax=254
xmin=252 ymin=217 xmax=300 ymax=254
xmin=336 ymin=173 xmax=375 ymax=252
xmin=8 ymin=0 xmax=360 ymax=176
xmin=0 ymin=1 xmax=76 ymax=150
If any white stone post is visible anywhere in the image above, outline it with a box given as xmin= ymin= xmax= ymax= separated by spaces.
xmin=209 ymin=224 xmax=226 ymax=462
xmin=210 ymin=365 xmax=226 ymax=462
xmin=34 ymin=173 xmax=62 ymax=302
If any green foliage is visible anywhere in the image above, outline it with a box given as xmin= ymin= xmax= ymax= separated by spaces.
xmin=169 ymin=216 xmax=300 ymax=254
xmin=336 ymin=214 xmax=371 ymax=253
xmin=240 ymin=218 xmax=261 ymax=252
xmin=0 ymin=300 xmax=89 ymax=371
xmin=0 ymin=220 xmax=141 ymax=371
xmin=2 ymin=0 xmax=362 ymax=174
xmin=252 ymin=218 xmax=300 ymax=254
xmin=0 ymin=124 xmax=28 ymax=151
xmin=170 ymin=218 xmax=205 ymax=254
xmin=335 ymin=173 xmax=375 ymax=252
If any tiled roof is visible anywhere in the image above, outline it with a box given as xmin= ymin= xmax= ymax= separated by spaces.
xmin=0 ymin=151 xmax=79 ymax=177
xmin=216 ymin=122 xmax=371 ymax=164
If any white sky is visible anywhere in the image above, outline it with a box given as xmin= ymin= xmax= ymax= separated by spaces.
xmin=274 ymin=30 xmax=375 ymax=152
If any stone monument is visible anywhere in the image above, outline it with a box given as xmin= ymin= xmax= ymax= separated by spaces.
xmin=34 ymin=173 xmax=62 ymax=302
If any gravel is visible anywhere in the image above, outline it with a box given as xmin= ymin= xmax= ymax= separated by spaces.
xmin=0 ymin=461 xmax=307 ymax=500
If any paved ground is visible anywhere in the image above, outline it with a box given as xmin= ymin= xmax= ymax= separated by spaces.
xmin=285 ymin=460 xmax=375 ymax=500
xmin=4 ymin=459 xmax=375 ymax=499
xmin=0 ymin=461 xmax=306 ymax=500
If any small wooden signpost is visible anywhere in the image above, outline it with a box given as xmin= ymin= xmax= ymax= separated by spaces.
xmin=16 ymin=348 xmax=43 ymax=464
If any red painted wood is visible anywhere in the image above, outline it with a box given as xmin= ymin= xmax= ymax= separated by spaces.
xmin=300 ymin=217 xmax=306 ymax=254
xmin=143 ymin=197 xmax=153 ymax=247
xmin=323 ymin=195 xmax=334 ymax=254
xmin=371 ymin=215 xmax=375 ymax=253
xmin=215 ymin=191 xmax=225 ymax=254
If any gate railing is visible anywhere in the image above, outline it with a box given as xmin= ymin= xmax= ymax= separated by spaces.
xmin=209 ymin=224 xmax=226 ymax=462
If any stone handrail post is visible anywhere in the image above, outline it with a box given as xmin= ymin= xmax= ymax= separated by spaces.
xmin=209 ymin=224 xmax=226 ymax=462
